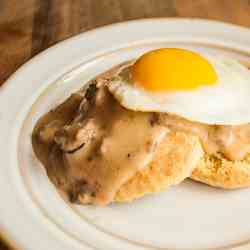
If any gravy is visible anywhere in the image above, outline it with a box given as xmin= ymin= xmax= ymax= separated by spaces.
xmin=160 ymin=114 xmax=250 ymax=160
xmin=32 ymin=78 xmax=250 ymax=205
xmin=32 ymin=84 xmax=168 ymax=205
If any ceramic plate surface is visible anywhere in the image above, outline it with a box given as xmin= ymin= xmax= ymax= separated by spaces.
xmin=1 ymin=19 xmax=250 ymax=250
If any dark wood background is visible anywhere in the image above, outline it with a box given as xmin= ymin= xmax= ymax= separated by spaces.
xmin=1 ymin=0 xmax=250 ymax=249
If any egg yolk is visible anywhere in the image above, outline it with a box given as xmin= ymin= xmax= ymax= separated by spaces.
xmin=132 ymin=48 xmax=218 ymax=91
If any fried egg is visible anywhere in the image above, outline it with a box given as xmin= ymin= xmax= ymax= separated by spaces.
xmin=108 ymin=48 xmax=250 ymax=125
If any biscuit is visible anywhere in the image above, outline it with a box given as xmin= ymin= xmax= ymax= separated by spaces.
xmin=115 ymin=131 xmax=204 ymax=202
xmin=191 ymin=153 xmax=250 ymax=189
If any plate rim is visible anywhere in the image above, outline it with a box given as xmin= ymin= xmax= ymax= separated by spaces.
xmin=1 ymin=17 xmax=250 ymax=250
xmin=2 ymin=17 xmax=250 ymax=95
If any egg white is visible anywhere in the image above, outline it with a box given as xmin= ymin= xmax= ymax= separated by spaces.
xmin=108 ymin=55 xmax=250 ymax=125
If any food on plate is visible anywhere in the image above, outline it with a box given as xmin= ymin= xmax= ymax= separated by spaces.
xmin=32 ymin=82 xmax=203 ymax=205
xmin=109 ymin=48 xmax=250 ymax=125
xmin=32 ymin=48 xmax=250 ymax=205
xmin=191 ymin=154 xmax=250 ymax=189
xmin=115 ymin=131 xmax=203 ymax=202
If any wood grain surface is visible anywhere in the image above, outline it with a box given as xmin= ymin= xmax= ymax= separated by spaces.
xmin=1 ymin=0 xmax=250 ymax=249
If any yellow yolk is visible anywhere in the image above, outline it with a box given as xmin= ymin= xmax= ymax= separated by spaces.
xmin=132 ymin=48 xmax=218 ymax=91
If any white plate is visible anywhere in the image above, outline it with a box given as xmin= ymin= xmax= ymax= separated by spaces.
xmin=1 ymin=18 xmax=250 ymax=250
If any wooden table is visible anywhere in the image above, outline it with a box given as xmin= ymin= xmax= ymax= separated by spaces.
xmin=1 ymin=0 xmax=250 ymax=249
